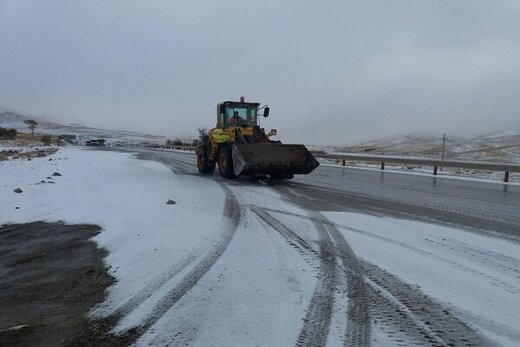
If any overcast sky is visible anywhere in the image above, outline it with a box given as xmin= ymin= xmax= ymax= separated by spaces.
xmin=1 ymin=1 xmax=519 ymax=145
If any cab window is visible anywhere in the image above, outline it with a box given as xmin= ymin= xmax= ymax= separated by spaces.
xmin=225 ymin=105 xmax=257 ymax=127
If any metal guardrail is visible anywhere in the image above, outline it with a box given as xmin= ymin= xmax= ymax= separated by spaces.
xmin=105 ymin=144 xmax=518 ymax=183
xmin=314 ymin=152 xmax=520 ymax=183
xmin=109 ymin=144 xmax=196 ymax=151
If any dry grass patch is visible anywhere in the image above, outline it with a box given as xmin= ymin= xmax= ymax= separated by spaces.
xmin=0 ymin=132 xmax=59 ymax=161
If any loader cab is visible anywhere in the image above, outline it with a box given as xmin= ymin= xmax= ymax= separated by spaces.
xmin=217 ymin=101 xmax=260 ymax=129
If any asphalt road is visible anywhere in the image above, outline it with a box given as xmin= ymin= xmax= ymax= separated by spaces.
xmin=108 ymin=148 xmax=520 ymax=346
xmin=133 ymin=149 xmax=520 ymax=240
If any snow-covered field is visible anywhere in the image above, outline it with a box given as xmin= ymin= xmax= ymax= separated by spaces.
xmin=311 ymin=131 xmax=520 ymax=182
xmin=2 ymin=148 xmax=519 ymax=346
xmin=1 ymin=111 xmax=168 ymax=145
xmin=331 ymin=132 xmax=520 ymax=164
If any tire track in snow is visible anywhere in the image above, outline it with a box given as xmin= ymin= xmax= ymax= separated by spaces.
xmin=252 ymin=207 xmax=369 ymax=347
xmin=335 ymin=226 xmax=520 ymax=296
xmin=130 ymin=182 xmax=241 ymax=339
xmin=294 ymin=219 xmax=337 ymax=347
xmin=252 ymin=208 xmax=337 ymax=347
xmin=105 ymin=252 xmax=201 ymax=322
xmin=88 ymin=180 xmax=241 ymax=346
xmin=101 ymin=175 xmax=234 ymax=324
xmin=262 ymin=207 xmax=520 ymax=295
xmin=254 ymin=207 xmax=492 ymax=346
xmin=425 ymin=237 xmax=520 ymax=280
xmin=324 ymin=223 xmax=371 ymax=347
xmin=266 ymin=185 xmax=493 ymax=346
xmin=270 ymin=185 xmax=373 ymax=346
xmin=444 ymin=237 xmax=520 ymax=266
xmin=250 ymin=207 xmax=316 ymax=256
xmin=108 ymin=150 xmax=224 ymax=321
xmin=361 ymin=260 xmax=493 ymax=347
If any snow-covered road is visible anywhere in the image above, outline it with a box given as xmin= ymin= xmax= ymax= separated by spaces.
xmin=1 ymin=147 xmax=519 ymax=346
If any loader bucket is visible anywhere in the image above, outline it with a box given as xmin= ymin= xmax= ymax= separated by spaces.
xmin=232 ymin=143 xmax=320 ymax=177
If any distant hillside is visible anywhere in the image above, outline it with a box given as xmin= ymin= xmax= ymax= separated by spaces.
xmin=0 ymin=111 xmax=167 ymax=145
xmin=327 ymin=132 xmax=520 ymax=164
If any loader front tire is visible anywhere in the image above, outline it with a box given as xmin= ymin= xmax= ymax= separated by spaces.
xmin=197 ymin=146 xmax=215 ymax=174
xmin=218 ymin=146 xmax=237 ymax=179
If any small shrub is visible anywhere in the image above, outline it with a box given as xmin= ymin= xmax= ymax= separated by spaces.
xmin=0 ymin=127 xmax=17 ymax=139
xmin=7 ymin=128 xmax=17 ymax=139
xmin=41 ymin=135 xmax=53 ymax=145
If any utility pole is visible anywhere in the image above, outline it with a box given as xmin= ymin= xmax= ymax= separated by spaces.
xmin=441 ymin=133 xmax=447 ymax=161
xmin=440 ymin=133 xmax=447 ymax=172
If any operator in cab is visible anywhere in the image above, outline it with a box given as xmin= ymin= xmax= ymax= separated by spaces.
xmin=229 ymin=111 xmax=246 ymax=127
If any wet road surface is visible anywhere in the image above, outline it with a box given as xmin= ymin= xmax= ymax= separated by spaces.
xmin=108 ymin=148 xmax=520 ymax=346
xmin=133 ymin=149 xmax=520 ymax=239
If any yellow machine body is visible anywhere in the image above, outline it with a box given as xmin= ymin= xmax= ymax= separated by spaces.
xmin=197 ymin=99 xmax=319 ymax=179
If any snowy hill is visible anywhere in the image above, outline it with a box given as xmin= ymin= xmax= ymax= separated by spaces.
xmin=331 ymin=132 xmax=520 ymax=164
xmin=3 ymin=110 xmax=519 ymax=164
xmin=0 ymin=111 xmax=168 ymax=145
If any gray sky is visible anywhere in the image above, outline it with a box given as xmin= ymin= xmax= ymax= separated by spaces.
xmin=1 ymin=1 xmax=519 ymax=145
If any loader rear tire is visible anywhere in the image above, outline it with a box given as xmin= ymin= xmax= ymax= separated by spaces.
xmin=197 ymin=146 xmax=215 ymax=174
xmin=218 ymin=146 xmax=237 ymax=179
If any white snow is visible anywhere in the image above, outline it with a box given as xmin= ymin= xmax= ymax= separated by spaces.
xmin=1 ymin=111 xmax=168 ymax=145
xmin=2 ymin=147 xmax=519 ymax=346
xmin=135 ymin=211 xmax=316 ymax=346
xmin=0 ymin=143 xmax=57 ymax=152
xmin=0 ymin=148 xmax=228 ymax=316
xmin=324 ymin=211 xmax=520 ymax=347
xmin=0 ymin=147 xmax=318 ymax=346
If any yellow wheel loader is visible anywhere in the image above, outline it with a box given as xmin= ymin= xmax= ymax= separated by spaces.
xmin=197 ymin=97 xmax=319 ymax=179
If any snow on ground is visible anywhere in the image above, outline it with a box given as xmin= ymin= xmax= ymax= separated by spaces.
xmin=131 ymin=179 xmax=321 ymax=346
xmin=0 ymin=143 xmax=57 ymax=153
xmin=3 ymin=147 xmax=519 ymax=346
xmin=0 ymin=148 xmax=228 ymax=313
xmin=134 ymin=211 xmax=315 ymax=346
xmin=324 ymin=212 xmax=520 ymax=347
xmin=0 ymin=147 xmax=318 ymax=346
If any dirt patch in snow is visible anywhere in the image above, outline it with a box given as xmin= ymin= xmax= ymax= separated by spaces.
xmin=0 ymin=222 xmax=114 ymax=347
